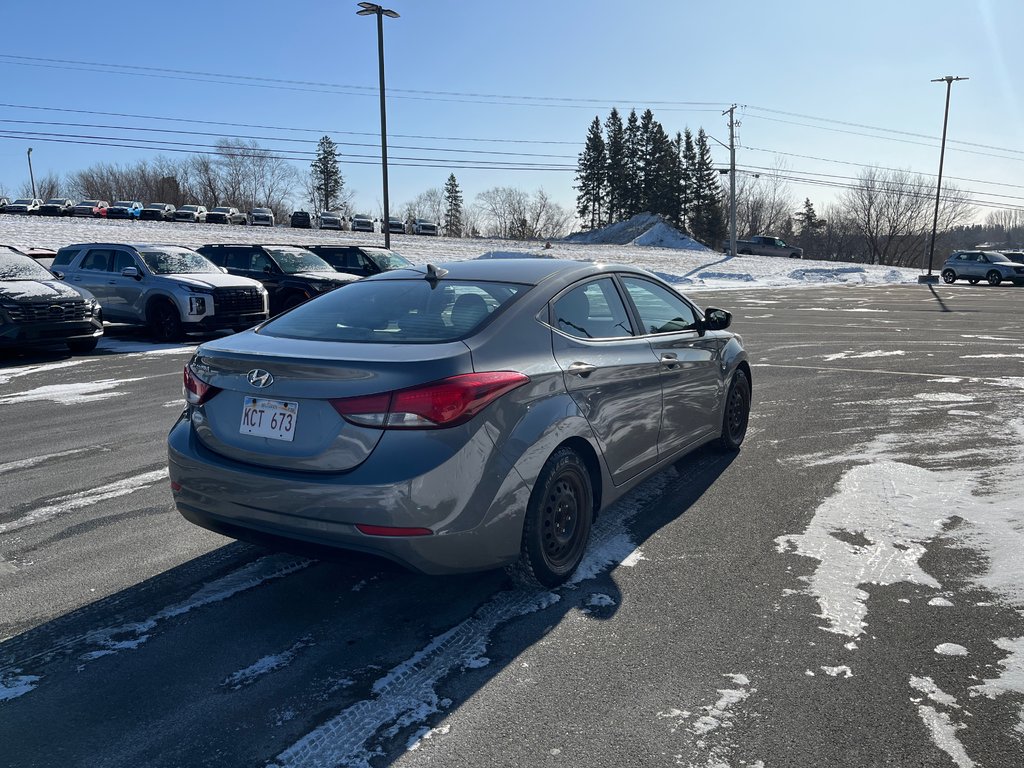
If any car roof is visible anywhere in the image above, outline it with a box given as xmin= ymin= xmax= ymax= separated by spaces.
xmin=370 ymin=258 xmax=647 ymax=286
xmin=59 ymin=242 xmax=200 ymax=250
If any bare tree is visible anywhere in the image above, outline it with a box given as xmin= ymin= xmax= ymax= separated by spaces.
xmin=839 ymin=166 xmax=973 ymax=266
xmin=474 ymin=186 xmax=572 ymax=240
xmin=733 ymin=163 xmax=794 ymax=238
xmin=401 ymin=188 xmax=444 ymax=224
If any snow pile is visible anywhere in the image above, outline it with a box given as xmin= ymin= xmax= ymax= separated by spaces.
xmin=564 ymin=213 xmax=711 ymax=251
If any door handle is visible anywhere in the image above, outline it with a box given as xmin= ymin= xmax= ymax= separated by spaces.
xmin=566 ymin=362 xmax=597 ymax=377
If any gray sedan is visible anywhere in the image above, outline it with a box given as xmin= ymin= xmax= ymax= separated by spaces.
xmin=168 ymin=259 xmax=751 ymax=586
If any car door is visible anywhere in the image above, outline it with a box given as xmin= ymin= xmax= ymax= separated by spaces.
xmin=620 ymin=276 xmax=726 ymax=456
xmin=549 ymin=277 xmax=664 ymax=486
xmin=107 ymin=248 xmax=147 ymax=317
xmin=67 ymin=248 xmax=117 ymax=314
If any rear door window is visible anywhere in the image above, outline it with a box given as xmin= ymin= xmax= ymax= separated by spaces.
xmin=551 ymin=278 xmax=633 ymax=339
xmin=80 ymin=249 xmax=114 ymax=271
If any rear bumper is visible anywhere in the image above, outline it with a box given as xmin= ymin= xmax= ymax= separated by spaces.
xmin=167 ymin=414 xmax=530 ymax=575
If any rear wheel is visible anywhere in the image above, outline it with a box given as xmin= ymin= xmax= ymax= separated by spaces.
xmin=509 ymin=447 xmax=594 ymax=588
xmin=718 ymin=369 xmax=750 ymax=451
xmin=986 ymin=270 xmax=1002 ymax=286
xmin=148 ymin=300 xmax=183 ymax=342
xmin=941 ymin=269 xmax=957 ymax=284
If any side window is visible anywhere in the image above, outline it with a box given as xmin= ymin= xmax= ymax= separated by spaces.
xmin=552 ymin=278 xmax=633 ymax=340
xmin=221 ymin=249 xmax=251 ymax=271
xmin=250 ymin=252 xmax=273 ymax=272
xmin=52 ymin=248 xmax=80 ymax=267
xmin=621 ymin=277 xmax=699 ymax=335
xmin=111 ymin=251 xmax=138 ymax=273
xmin=80 ymin=249 xmax=112 ymax=271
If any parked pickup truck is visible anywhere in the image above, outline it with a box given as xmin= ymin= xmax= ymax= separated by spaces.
xmin=734 ymin=236 xmax=803 ymax=259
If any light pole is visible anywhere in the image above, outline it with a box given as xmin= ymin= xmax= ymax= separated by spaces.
xmin=26 ymin=147 xmax=37 ymax=199
xmin=357 ymin=2 xmax=399 ymax=249
xmin=919 ymin=75 xmax=968 ymax=284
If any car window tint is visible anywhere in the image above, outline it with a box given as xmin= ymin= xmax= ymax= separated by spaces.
xmin=621 ymin=277 xmax=699 ymax=335
xmin=552 ymin=278 xmax=633 ymax=339
xmin=111 ymin=251 xmax=137 ymax=272
xmin=80 ymin=249 xmax=112 ymax=271
xmin=53 ymin=248 xmax=80 ymax=267
xmin=260 ymin=279 xmax=526 ymax=343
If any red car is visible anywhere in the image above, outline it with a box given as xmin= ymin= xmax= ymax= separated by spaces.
xmin=73 ymin=200 xmax=109 ymax=218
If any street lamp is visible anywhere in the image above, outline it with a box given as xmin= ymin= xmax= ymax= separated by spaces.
xmin=919 ymin=75 xmax=968 ymax=284
xmin=356 ymin=1 xmax=399 ymax=249
xmin=26 ymin=147 xmax=36 ymax=199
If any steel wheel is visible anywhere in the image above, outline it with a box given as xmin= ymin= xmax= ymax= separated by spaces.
xmin=986 ymin=270 xmax=1002 ymax=286
xmin=510 ymin=447 xmax=593 ymax=588
xmin=941 ymin=269 xmax=957 ymax=284
xmin=719 ymin=369 xmax=750 ymax=451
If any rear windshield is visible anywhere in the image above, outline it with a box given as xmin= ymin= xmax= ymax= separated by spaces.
xmin=260 ymin=278 xmax=528 ymax=343
xmin=140 ymin=248 xmax=220 ymax=274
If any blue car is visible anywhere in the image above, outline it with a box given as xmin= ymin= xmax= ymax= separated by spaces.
xmin=107 ymin=200 xmax=143 ymax=220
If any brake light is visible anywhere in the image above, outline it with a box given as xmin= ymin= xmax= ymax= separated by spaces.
xmin=329 ymin=372 xmax=529 ymax=429
xmin=183 ymin=364 xmax=221 ymax=405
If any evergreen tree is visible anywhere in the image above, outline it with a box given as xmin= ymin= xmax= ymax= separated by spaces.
xmin=309 ymin=136 xmax=343 ymax=214
xmin=689 ymin=129 xmax=727 ymax=247
xmin=623 ymin=110 xmax=642 ymax=218
xmin=604 ymin=108 xmax=627 ymax=224
xmin=680 ymin=129 xmax=697 ymax=231
xmin=794 ymin=197 xmax=825 ymax=254
xmin=668 ymin=132 xmax=685 ymax=229
xmin=637 ymin=109 xmax=658 ymax=214
xmin=443 ymin=173 xmax=463 ymax=237
xmin=575 ymin=116 xmax=608 ymax=230
xmin=647 ymin=120 xmax=677 ymax=221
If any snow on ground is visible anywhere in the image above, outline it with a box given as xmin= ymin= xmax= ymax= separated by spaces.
xmin=0 ymin=213 xmax=922 ymax=292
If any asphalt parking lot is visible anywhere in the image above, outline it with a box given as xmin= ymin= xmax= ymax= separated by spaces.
xmin=1 ymin=282 xmax=1022 ymax=768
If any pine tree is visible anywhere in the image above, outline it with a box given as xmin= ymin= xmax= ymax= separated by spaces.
xmin=575 ymin=116 xmax=608 ymax=230
xmin=443 ymin=173 xmax=463 ymax=237
xmin=604 ymin=108 xmax=627 ymax=224
xmin=310 ymin=136 xmax=343 ymax=214
xmin=680 ymin=129 xmax=697 ymax=231
xmin=637 ymin=109 xmax=658 ymax=214
xmin=689 ymin=129 xmax=727 ymax=247
xmin=794 ymin=197 xmax=825 ymax=255
xmin=623 ymin=110 xmax=642 ymax=218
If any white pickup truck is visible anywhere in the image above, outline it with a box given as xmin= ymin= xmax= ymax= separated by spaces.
xmin=735 ymin=236 xmax=803 ymax=259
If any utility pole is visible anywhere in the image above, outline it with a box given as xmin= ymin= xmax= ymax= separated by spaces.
xmin=26 ymin=147 xmax=37 ymax=199
xmin=723 ymin=106 xmax=737 ymax=257
xmin=920 ymin=75 xmax=968 ymax=283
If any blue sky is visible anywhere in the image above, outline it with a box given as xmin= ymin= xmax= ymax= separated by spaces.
xmin=1 ymin=0 xmax=1021 ymax=223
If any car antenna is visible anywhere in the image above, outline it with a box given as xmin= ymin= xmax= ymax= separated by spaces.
xmin=424 ymin=263 xmax=448 ymax=288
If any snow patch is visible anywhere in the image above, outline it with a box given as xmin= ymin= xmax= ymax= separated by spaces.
xmin=821 ymin=665 xmax=853 ymax=678
xmin=0 ymin=378 xmax=145 ymax=406
xmin=935 ymin=643 xmax=969 ymax=656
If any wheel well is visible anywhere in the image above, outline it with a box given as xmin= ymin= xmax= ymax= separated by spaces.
xmin=557 ymin=436 xmax=603 ymax=518
xmin=146 ymin=294 xmax=177 ymax=319
xmin=737 ymin=360 xmax=752 ymax=395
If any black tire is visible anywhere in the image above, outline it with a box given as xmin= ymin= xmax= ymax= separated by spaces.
xmin=148 ymin=300 xmax=184 ymax=342
xmin=790 ymin=252 xmax=801 ymax=259
xmin=941 ymin=269 xmax=957 ymax=284
xmin=718 ymin=369 xmax=750 ymax=452
xmin=967 ymin=278 xmax=980 ymax=285
xmin=986 ymin=270 xmax=1002 ymax=286
xmin=67 ymin=337 xmax=98 ymax=354
xmin=738 ymin=249 xmax=752 ymax=256
xmin=508 ymin=447 xmax=594 ymax=588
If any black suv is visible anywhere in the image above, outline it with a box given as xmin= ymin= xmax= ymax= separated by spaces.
xmin=0 ymin=246 xmax=104 ymax=353
xmin=290 ymin=210 xmax=312 ymax=229
xmin=38 ymin=198 xmax=75 ymax=216
xmin=196 ymin=244 xmax=357 ymax=315
xmin=302 ymin=244 xmax=413 ymax=277
xmin=141 ymin=203 xmax=176 ymax=221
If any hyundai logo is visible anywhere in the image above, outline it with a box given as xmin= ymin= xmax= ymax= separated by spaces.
xmin=49 ymin=305 xmax=65 ymax=316
xmin=247 ymin=369 xmax=274 ymax=388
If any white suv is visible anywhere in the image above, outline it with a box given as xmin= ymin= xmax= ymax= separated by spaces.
xmin=52 ymin=243 xmax=269 ymax=341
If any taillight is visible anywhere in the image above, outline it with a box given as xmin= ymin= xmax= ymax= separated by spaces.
xmin=330 ymin=372 xmax=529 ymax=429
xmin=355 ymin=524 xmax=432 ymax=537
xmin=183 ymin=364 xmax=221 ymax=405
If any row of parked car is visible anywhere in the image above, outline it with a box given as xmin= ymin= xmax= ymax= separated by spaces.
xmin=0 ymin=197 xmax=441 ymax=233
xmin=0 ymin=240 xmax=414 ymax=353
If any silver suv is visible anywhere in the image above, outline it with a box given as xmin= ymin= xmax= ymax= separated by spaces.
xmin=52 ymin=243 xmax=269 ymax=341
xmin=941 ymin=250 xmax=1024 ymax=286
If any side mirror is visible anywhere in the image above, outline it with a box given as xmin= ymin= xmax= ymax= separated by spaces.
xmin=52 ymin=270 xmax=65 ymax=280
xmin=703 ymin=307 xmax=732 ymax=331
xmin=121 ymin=266 xmax=141 ymax=280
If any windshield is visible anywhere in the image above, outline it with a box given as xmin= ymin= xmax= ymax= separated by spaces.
xmin=0 ymin=252 xmax=55 ymax=281
xmin=113 ymin=201 xmax=134 ymax=207
xmin=180 ymin=205 xmax=199 ymax=212
xmin=146 ymin=203 xmax=167 ymax=209
xmin=44 ymin=199 xmax=66 ymax=205
xmin=260 ymin=278 xmax=527 ymax=343
xmin=140 ymin=248 xmax=220 ymax=274
xmin=253 ymin=208 xmax=271 ymax=214
xmin=13 ymin=199 xmax=33 ymax=205
xmin=266 ymin=248 xmax=334 ymax=273
xmin=212 ymin=207 xmax=232 ymax=213
xmin=78 ymin=201 xmax=98 ymax=207
xmin=363 ymin=247 xmax=413 ymax=270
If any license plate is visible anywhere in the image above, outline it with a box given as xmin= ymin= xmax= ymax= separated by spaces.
xmin=240 ymin=397 xmax=298 ymax=442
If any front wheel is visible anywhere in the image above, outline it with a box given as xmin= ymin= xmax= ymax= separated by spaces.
xmin=986 ymin=270 xmax=1002 ymax=286
xmin=941 ymin=269 xmax=957 ymax=284
xmin=148 ymin=301 xmax=184 ymax=342
xmin=719 ymin=369 xmax=751 ymax=451
xmin=509 ymin=447 xmax=594 ymax=588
